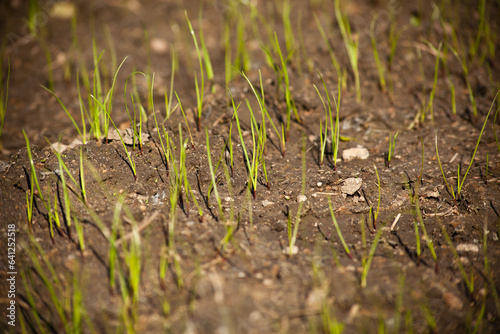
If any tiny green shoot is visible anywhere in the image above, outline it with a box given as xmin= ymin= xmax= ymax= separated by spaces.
xmin=335 ymin=0 xmax=361 ymax=102
xmin=385 ymin=132 xmax=399 ymax=168
xmin=288 ymin=135 xmax=307 ymax=256
xmin=361 ymin=227 xmax=382 ymax=288
xmin=435 ymin=91 xmax=499 ymax=202
xmin=314 ymin=14 xmax=345 ymax=89
xmin=370 ymin=14 xmax=386 ymax=93
xmin=328 ymin=196 xmax=352 ymax=259
xmin=186 ymin=11 xmax=206 ymax=131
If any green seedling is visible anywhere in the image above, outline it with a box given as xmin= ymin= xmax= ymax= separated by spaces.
xmin=314 ymin=14 xmax=345 ymax=89
xmin=232 ymin=98 xmax=258 ymax=198
xmin=288 ymin=135 xmax=307 ymax=256
xmin=47 ymin=138 xmax=86 ymax=204
xmin=450 ymin=47 xmax=477 ymax=117
xmin=41 ymin=85 xmax=84 ymax=142
xmin=368 ymin=165 xmax=382 ymax=230
xmin=186 ymin=11 xmax=207 ymax=131
xmin=328 ymin=196 xmax=352 ymax=259
xmin=425 ymin=42 xmax=442 ymax=123
xmin=164 ymin=143 xmax=185 ymax=288
xmin=23 ymin=130 xmax=52 ymax=232
xmin=153 ymin=103 xmax=171 ymax=177
xmin=266 ymin=32 xmax=301 ymax=139
xmin=217 ymin=163 xmax=239 ymax=253
xmin=388 ymin=4 xmax=403 ymax=69
xmin=282 ymin=0 xmax=295 ymax=59
xmin=199 ymin=9 xmax=214 ymax=90
xmin=92 ymin=50 xmax=127 ymax=142
xmin=54 ymin=54 xmax=127 ymax=143
xmin=335 ymin=0 xmax=361 ymax=102
xmin=20 ymin=270 xmax=45 ymax=332
xmin=143 ymin=27 xmax=155 ymax=113
xmin=470 ymin=0 xmax=486 ymax=60
xmin=23 ymin=235 xmax=68 ymax=330
xmin=124 ymin=71 xmax=149 ymax=153
xmin=429 ymin=21 xmax=456 ymax=115
xmin=370 ymin=14 xmax=386 ymax=93
xmin=104 ymin=24 xmax=117 ymax=77
xmin=175 ymin=92 xmax=195 ymax=148
xmin=76 ymin=71 xmax=88 ymax=143
xmin=56 ymin=143 xmax=72 ymax=231
xmin=205 ymin=128 xmax=224 ymax=220
xmin=70 ymin=270 xmax=85 ymax=333
xmin=410 ymin=47 xmax=426 ymax=129
xmin=313 ymin=73 xmax=341 ymax=169
xmin=224 ymin=24 xmax=233 ymax=88
xmin=298 ymin=12 xmax=314 ymax=74
xmin=321 ymin=300 xmax=345 ymax=334
xmin=79 ymin=147 xmax=87 ymax=204
xmin=247 ymin=99 xmax=270 ymax=189
xmin=123 ymin=209 xmax=142 ymax=304
xmin=406 ymin=140 xmax=437 ymax=268
xmin=27 ymin=0 xmax=39 ymax=36
xmin=206 ymin=123 xmax=236 ymax=202
xmin=73 ymin=213 xmax=85 ymax=253
xmin=43 ymin=182 xmax=58 ymax=241
xmin=413 ymin=139 xmax=425 ymax=263
xmin=436 ymin=91 xmax=499 ymax=203
xmin=385 ymin=132 xmax=398 ymax=168
xmin=165 ymin=48 xmax=178 ymax=120
xmin=414 ymin=194 xmax=438 ymax=272
xmin=0 ymin=57 xmax=10 ymax=152
xmin=170 ymin=124 xmax=203 ymax=217
xmin=435 ymin=43 xmax=457 ymax=115
xmin=108 ymin=198 xmax=123 ymax=291
xmin=41 ymin=40 xmax=54 ymax=91
xmin=241 ymin=70 xmax=285 ymax=157
xmin=361 ymin=225 xmax=382 ymax=288
xmin=25 ymin=173 xmax=35 ymax=232
xmin=233 ymin=14 xmax=251 ymax=74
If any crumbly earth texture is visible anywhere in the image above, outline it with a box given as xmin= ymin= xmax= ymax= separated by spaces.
xmin=1 ymin=0 xmax=500 ymax=333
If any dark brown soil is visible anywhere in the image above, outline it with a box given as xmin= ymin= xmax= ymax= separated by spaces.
xmin=1 ymin=0 xmax=500 ymax=333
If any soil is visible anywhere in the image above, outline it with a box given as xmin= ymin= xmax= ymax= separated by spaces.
xmin=1 ymin=0 xmax=500 ymax=333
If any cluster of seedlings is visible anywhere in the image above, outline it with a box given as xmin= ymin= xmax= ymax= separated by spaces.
xmin=2 ymin=0 xmax=500 ymax=332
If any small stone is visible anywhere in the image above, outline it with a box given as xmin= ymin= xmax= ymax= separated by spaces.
xmin=50 ymin=142 xmax=69 ymax=154
xmin=317 ymin=182 xmax=323 ymax=187
xmin=225 ymin=197 xmax=234 ymax=203
xmin=342 ymin=147 xmax=369 ymax=161
xmin=150 ymin=37 xmax=168 ymax=54
xmin=263 ymin=278 xmax=273 ymax=286
xmin=297 ymin=195 xmax=307 ymax=202
xmin=341 ymin=178 xmax=362 ymax=196
xmin=456 ymin=244 xmax=479 ymax=253
xmin=107 ymin=128 xmax=150 ymax=145
xmin=50 ymin=2 xmax=75 ymax=19
xmin=262 ymin=199 xmax=274 ymax=207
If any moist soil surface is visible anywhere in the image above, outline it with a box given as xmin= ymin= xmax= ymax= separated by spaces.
xmin=1 ymin=0 xmax=500 ymax=333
